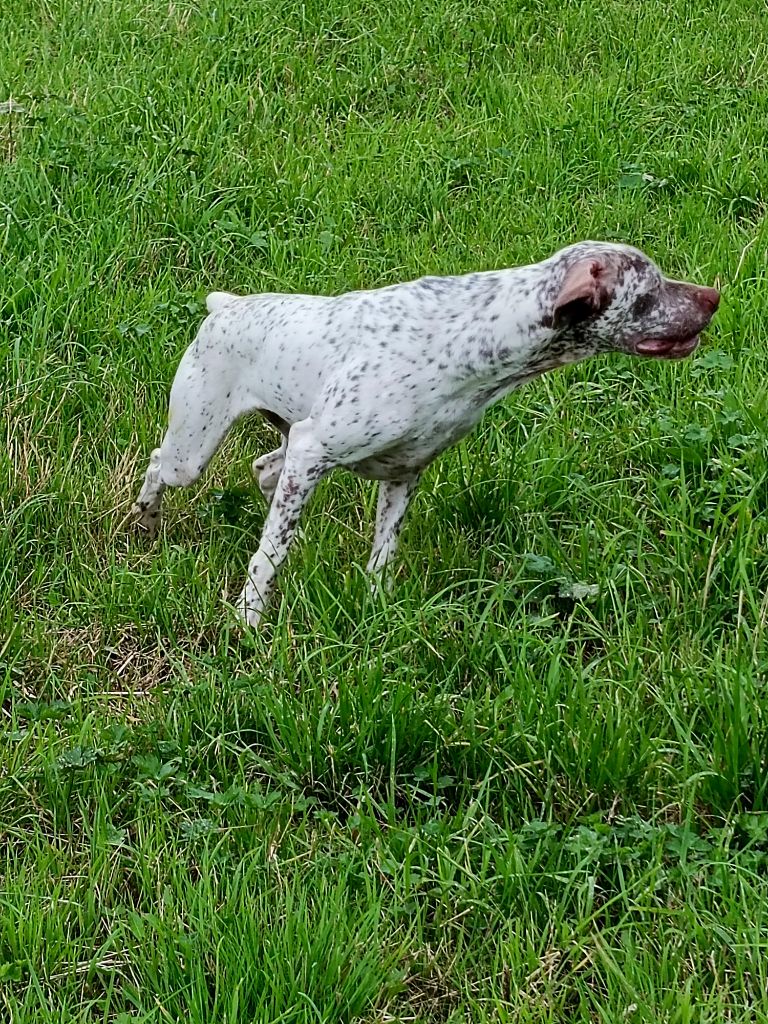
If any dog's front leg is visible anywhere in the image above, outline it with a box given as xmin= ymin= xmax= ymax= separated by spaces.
xmin=367 ymin=475 xmax=421 ymax=587
xmin=238 ymin=422 xmax=329 ymax=627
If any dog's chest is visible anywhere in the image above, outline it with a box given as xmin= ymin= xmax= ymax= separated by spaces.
xmin=346 ymin=406 xmax=484 ymax=480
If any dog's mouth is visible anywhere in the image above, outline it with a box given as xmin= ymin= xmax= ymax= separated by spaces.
xmin=634 ymin=334 xmax=701 ymax=359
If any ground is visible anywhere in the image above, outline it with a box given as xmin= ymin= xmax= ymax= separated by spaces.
xmin=2 ymin=0 xmax=768 ymax=1020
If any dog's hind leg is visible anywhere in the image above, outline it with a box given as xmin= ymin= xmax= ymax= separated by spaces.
xmin=133 ymin=447 xmax=167 ymax=536
xmin=132 ymin=364 xmax=240 ymax=536
xmin=251 ymin=411 xmax=290 ymax=504
xmin=366 ymin=475 xmax=420 ymax=585
xmin=252 ymin=438 xmax=287 ymax=504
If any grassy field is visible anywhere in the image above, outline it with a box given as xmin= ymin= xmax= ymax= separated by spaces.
xmin=2 ymin=0 xmax=768 ymax=1019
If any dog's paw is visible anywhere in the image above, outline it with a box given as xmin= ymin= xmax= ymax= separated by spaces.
xmin=234 ymin=588 xmax=263 ymax=629
xmin=131 ymin=502 xmax=161 ymax=538
xmin=368 ymin=567 xmax=395 ymax=596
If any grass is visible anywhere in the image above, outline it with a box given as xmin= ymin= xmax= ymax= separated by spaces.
xmin=2 ymin=0 xmax=768 ymax=1019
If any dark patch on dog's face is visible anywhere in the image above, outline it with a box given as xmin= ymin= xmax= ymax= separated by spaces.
xmin=629 ymin=290 xmax=656 ymax=320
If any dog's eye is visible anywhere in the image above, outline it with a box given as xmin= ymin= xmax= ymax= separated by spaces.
xmin=631 ymin=292 xmax=656 ymax=318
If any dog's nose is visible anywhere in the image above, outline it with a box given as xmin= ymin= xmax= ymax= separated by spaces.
xmin=699 ymin=286 xmax=720 ymax=313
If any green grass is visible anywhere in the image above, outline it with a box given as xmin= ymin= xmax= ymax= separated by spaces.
xmin=2 ymin=0 xmax=768 ymax=1019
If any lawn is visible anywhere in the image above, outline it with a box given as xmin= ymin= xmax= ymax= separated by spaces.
xmin=2 ymin=0 xmax=768 ymax=1020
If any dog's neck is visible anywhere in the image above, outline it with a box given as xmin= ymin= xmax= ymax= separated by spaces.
xmin=454 ymin=254 xmax=595 ymax=385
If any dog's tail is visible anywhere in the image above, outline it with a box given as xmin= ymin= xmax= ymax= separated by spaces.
xmin=206 ymin=291 xmax=240 ymax=314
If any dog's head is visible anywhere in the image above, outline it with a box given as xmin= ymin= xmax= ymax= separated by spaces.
xmin=549 ymin=243 xmax=720 ymax=360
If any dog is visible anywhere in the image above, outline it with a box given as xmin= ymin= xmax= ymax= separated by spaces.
xmin=132 ymin=241 xmax=719 ymax=627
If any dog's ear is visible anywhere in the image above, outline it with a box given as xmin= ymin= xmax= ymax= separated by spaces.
xmin=552 ymin=258 xmax=615 ymax=329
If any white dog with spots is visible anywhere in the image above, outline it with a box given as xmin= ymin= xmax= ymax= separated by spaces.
xmin=133 ymin=241 xmax=719 ymax=627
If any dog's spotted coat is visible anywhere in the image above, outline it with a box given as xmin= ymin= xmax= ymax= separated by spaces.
xmin=133 ymin=241 xmax=719 ymax=626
